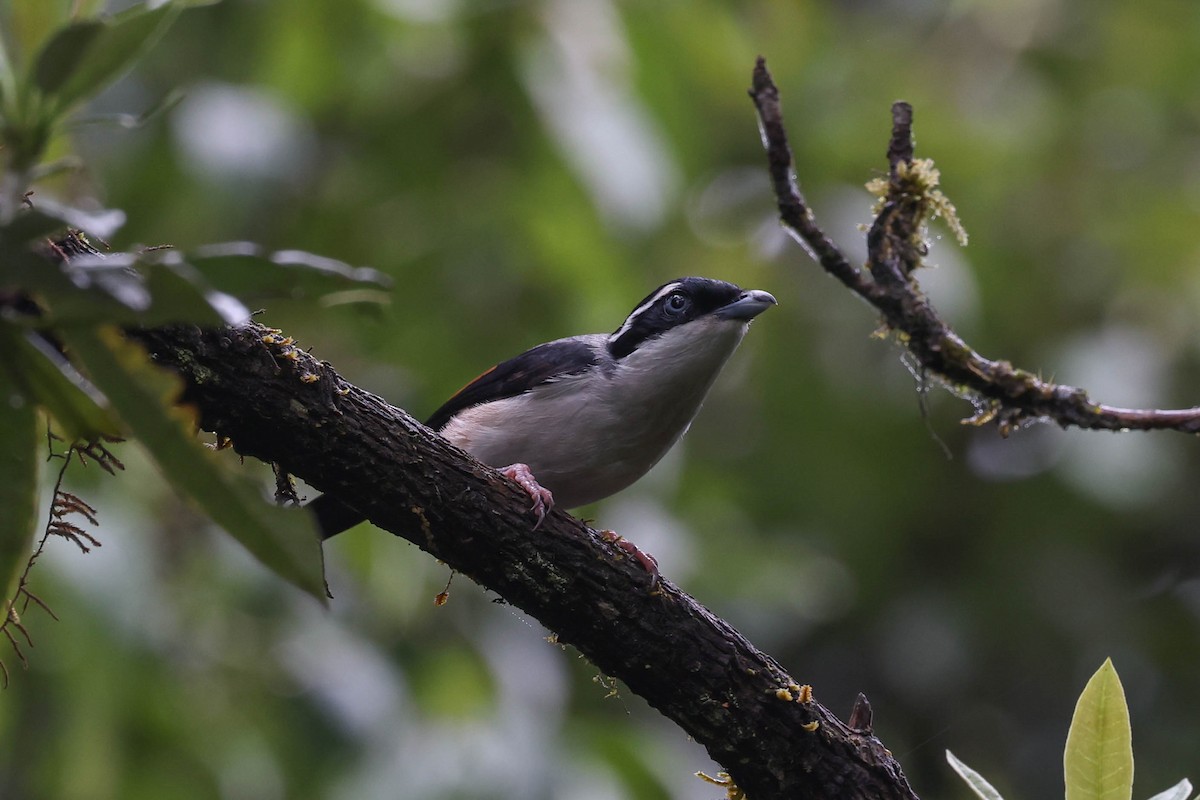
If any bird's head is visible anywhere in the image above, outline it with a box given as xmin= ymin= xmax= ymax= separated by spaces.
xmin=607 ymin=277 xmax=777 ymax=360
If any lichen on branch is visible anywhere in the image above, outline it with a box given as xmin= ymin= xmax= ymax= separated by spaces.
xmin=749 ymin=56 xmax=1200 ymax=435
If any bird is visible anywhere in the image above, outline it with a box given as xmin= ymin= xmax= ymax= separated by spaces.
xmin=308 ymin=276 xmax=776 ymax=549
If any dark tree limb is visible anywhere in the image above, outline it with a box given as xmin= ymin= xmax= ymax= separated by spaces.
xmin=128 ymin=322 xmax=918 ymax=800
xmin=750 ymin=56 xmax=1200 ymax=435
xmin=37 ymin=50 xmax=1200 ymax=800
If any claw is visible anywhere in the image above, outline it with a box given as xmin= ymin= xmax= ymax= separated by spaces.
xmin=499 ymin=463 xmax=554 ymax=529
xmin=601 ymin=530 xmax=660 ymax=590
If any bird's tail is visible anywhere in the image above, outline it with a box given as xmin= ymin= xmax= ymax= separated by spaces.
xmin=308 ymin=493 xmax=367 ymax=540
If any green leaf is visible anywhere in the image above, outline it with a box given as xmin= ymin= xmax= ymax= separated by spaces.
xmin=0 ymin=322 xmax=120 ymax=441
xmin=146 ymin=258 xmax=247 ymax=325
xmin=0 ymin=202 xmax=124 ymax=258
xmin=186 ymin=243 xmax=391 ymax=303
xmin=73 ymin=0 xmax=110 ymax=16
xmin=0 ymin=208 xmax=70 ymax=253
xmin=0 ymin=382 xmax=40 ymax=617
xmin=946 ymin=750 xmax=1007 ymax=800
xmin=0 ymin=33 xmax=16 ymax=121
xmin=44 ymin=2 xmax=180 ymax=115
xmin=0 ymin=250 xmax=133 ymax=325
xmin=6 ymin=249 xmax=246 ymax=327
xmin=71 ymin=253 xmax=246 ymax=326
xmin=58 ymin=326 xmax=328 ymax=602
xmin=4 ymin=235 xmax=361 ymax=325
xmin=3 ymin=1 xmax=71 ymax=74
xmin=1146 ymin=779 xmax=1192 ymax=800
xmin=28 ymin=197 xmax=126 ymax=239
xmin=31 ymin=20 xmax=104 ymax=96
xmin=1065 ymin=658 xmax=1134 ymax=800
xmin=67 ymin=86 xmax=184 ymax=131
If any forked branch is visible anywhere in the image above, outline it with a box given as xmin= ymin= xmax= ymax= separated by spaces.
xmin=750 ymin=56 xmax=1200 ymax=435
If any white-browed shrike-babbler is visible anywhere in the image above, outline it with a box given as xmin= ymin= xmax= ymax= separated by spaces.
xmin=308 ymin=277 xmax=776 ymax=559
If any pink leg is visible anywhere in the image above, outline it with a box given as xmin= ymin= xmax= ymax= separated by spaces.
xmin=499 ymin=463 xmax=555 ymax=529
xmin=600 ymin=530 xmax=660 ymax=589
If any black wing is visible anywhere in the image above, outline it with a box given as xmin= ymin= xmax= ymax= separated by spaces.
xmin=424 ymin=336 xmax=599 ymax=431
xmin=311 ymin=336 xmax=599 ymax=540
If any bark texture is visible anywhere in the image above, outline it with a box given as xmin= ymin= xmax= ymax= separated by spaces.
xmin=131 ymin=322 xmax=918 ymax=800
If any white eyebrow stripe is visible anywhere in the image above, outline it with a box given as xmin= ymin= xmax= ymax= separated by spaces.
xmin=608 ymin=281 xmax=682 ymax=343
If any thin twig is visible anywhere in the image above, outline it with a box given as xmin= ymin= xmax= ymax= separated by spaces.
xmin=748 ymin=59 xmax=880 ymax=301
xmin=749 ymin=56 xmax=1200 ymax=435
xmin=2 ymin=626 xmax=27 ymax=669
xmin=1 ymin=439 xmax=113 ymax=682
xmin=6 ymin=448 xmax=75 ymax=610
xmin=19 ymin=588 xmax=59 ymax=621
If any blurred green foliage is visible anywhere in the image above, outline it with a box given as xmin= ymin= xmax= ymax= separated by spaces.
xmin=4 ymin=0 xmax=1200 ymax=799
xmin=0 ymin=0 xmax=392 ymax=607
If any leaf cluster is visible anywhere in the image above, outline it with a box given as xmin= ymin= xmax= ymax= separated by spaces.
xmin=0 ymin=3 xmax=389 ymax=623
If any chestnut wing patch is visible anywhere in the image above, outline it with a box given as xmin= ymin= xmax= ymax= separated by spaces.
xmin=425 ymin=338 xmax=599 ymax=431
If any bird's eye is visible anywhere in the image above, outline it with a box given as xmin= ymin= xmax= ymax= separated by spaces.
xmin=665 ymin=293 xmax=689 ymax=315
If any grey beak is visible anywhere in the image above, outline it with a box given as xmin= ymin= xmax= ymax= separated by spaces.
xmin=716 ymin=289 xmax=778 ymax=321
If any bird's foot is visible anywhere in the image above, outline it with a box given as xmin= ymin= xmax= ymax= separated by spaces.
xmin=600 ymin=530 xmax=660 ymax=590
xmin=499 ymin=463 xmax=554 ymax=529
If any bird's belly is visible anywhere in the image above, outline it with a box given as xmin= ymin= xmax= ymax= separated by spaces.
xmin=440 ymin=378 xmax=702 ymax=509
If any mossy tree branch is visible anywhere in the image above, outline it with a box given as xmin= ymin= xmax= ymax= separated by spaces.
xmin=750 ymin=56 xmax=1200 ymax=435
xmin=126 ymin=320 xmax=919 ymax=800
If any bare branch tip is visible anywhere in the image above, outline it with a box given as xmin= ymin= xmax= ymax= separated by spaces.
xmin=888 ymin=102 xmax=916 ymax=172
xmin=750 ymin=56 xmax=775 ymax=97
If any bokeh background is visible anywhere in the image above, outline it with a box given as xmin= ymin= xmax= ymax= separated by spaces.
xmin=4 ymin=0 xmax=1200 ymax=798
